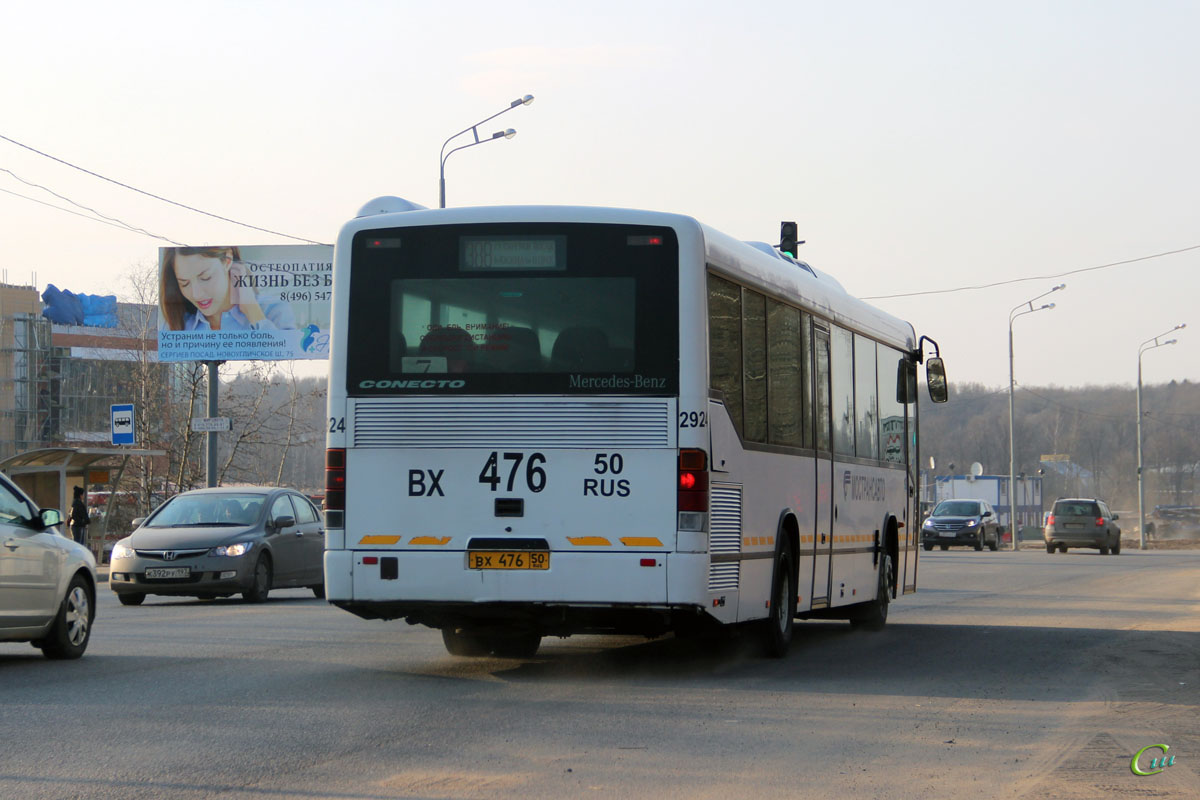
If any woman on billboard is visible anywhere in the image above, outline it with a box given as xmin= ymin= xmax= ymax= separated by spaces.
xmin=159 ymin=246 xmax=296 ymax=331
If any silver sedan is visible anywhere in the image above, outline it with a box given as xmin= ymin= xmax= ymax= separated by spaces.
xmin=109 ymin=486 xmax=325 ymax=605
xmin=0 ymin=472 xmax=97 ymax=659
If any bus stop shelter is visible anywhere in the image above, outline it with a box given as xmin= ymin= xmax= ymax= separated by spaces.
xmin=0 ymin=446 xmax=166 ymax=558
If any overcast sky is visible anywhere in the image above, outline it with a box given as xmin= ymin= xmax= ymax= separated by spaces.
xmin=2 ymin=0 xmax=1196 ymax=390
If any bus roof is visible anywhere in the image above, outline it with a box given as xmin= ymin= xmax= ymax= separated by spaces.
xmin=341 ymin=202 xmax=918 ymax=353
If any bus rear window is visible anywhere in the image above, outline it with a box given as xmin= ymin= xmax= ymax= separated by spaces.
xmin=346 ymin=223 xmax=678 ymax=395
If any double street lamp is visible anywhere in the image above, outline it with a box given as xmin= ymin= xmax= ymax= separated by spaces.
xmin=1137 ymin=323 xmax=1186 ymax=549
xmin=439 ymin=94 xmax=534 ymax=208
xmin=1008 ymin=284 xmax=1065 ymax=550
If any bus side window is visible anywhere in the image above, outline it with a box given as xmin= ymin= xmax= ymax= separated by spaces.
xmin=707 ymin=273 xmax=743 ymax=435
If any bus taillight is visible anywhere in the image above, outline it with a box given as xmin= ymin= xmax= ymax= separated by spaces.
xmin=678 ymin=448 xmax=709 ymax=514
xmin=326 ymin=448 xmax=346 ymax=512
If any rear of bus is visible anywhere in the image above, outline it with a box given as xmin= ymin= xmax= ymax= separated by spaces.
xmin=324 ymin=206 xmax=712 ymax=650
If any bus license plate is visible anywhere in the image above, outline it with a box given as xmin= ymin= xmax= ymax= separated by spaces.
xmin=468 ymin=551 xmax=549 ymax=570
xmin=145 ymin=567 xmax=190 ymax=579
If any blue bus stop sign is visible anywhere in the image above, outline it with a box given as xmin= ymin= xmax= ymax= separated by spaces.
xmin=111 ymin=404 xmax=135 ymax=445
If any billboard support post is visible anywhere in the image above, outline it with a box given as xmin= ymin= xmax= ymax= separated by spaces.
xmin=206 ymin=361 xmax=220 ymax=488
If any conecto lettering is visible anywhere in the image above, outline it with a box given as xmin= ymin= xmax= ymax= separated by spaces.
xmin=359 ymin=379 xmax=467 ymax=389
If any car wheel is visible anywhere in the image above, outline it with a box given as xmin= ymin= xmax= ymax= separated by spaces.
xmin=1112 ymin=540 xmax=1121 ymax=555
xmin=311 ymin=584 xmax=325 ymax=599
xmin=242 ymin=555 xmax=272 ymax=603
xmin=39 ymin=575 xmax=94 ymax=660
xmin=1059 ymin=544 xmax=1068 ymax=553
xmin=761 ymin=539 xmax=796 ymax=658
xmin=923 ymin=543 xmax=933 ymax=551
xmin=940 ymin=544 xmax=949 ymax=551
xmin=850 ymin=553 xmax=893 ymax=632
xmin=442 ymin=627 xmax=491 ymax=656
xmin=974 ymin=535 xmax=983 ymax=551
xmin=1099 ymin=546 xmax=1110 ymax=555
xmin=118 ymin=591 xmax=146 ymax=606
xmin=1046 ymin=542 xmax=1055 ymax=554
xmin=988 ymin=533 xmax=999 ymax=551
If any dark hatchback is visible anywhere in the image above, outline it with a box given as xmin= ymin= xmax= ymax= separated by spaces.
xmin=921 ymin=499 xmax=1001 ymax=551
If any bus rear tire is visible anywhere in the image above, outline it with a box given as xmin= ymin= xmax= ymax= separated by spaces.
xmin=850 ymin=553 xmax=892 ymax=632
xmin=761 ymin=540 xmax=795 ymax=658
xmin=442 ymin=627 xmax=490 ymax=656
xmin=488 ymin=632 xmax=541 ymax=658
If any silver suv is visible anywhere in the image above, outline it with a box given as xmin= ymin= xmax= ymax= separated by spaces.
xmin=1044 ymin=498 xmax=1121 ymax=554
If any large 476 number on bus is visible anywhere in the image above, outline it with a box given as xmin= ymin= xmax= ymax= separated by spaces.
xmin=478 ymin=452 xmax=548 ymax=493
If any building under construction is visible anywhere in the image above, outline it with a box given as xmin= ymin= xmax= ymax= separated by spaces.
xmin=0 ymin=282 xmax=173 ymax=461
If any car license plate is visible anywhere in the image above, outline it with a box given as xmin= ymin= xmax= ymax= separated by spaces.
xmin=1065 ymin=523 xmax=1084 ymax=529
xmin=938 ymin=531 xmax=956 ymax=537
xmin=468 ymin=551 xmax=549 ymax=570
xmin=144 ymin=567 xmax=191 ymax=579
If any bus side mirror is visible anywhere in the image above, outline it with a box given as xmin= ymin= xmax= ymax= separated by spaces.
xmin=926 ymin=357 xmax=948 ymax=403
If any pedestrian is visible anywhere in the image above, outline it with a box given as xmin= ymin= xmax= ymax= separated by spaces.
xmin=69 ymin=486 xmax=89 ymax=547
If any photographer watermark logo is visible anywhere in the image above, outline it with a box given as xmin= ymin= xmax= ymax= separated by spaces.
xmin=1131 ymin=744 xmax=1176 ymax=776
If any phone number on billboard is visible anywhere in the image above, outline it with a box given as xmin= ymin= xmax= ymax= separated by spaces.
xmin=280 ymin=291 xmax=332 ymax=302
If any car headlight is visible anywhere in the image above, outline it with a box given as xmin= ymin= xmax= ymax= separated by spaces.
xmin=210 ymin=542 xmax=253 ymax=557
xmin=112 ymin=542 xmax=135 ymax=560
xmin=922 ymin=519 xmax=934 ymax=529
xmin=965 ymin=519 xmax=978 ymax=527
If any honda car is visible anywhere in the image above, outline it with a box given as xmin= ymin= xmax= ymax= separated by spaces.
xmin=109 ymin=486 xmax=325 ymax=605
xmin=921 ymin=499 xmax=1001 ymax=551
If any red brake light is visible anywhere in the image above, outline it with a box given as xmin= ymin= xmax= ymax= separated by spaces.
xmin=1096 ymin=517 xmax=1105 ymax=527
xmin=677 ymin=449 xmax=708 ymax=513
xmin=326 ymin=448 xmax=346 ymax=511
xmin=1046 ymin=514 xmax=1055 ymax=525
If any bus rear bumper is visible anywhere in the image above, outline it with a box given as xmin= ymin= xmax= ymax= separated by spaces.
xmin=324 ymin=549 xmax=714 ymax=636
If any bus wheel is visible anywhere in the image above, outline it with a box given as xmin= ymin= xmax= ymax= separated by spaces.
xmin=761 ymin=540 xmax=795 ymax=658
xmin=488 ymin=632 xmax=541 ymax=658
xmin=441 ymin=627 xmax=490 ymax=657
xmin=851 ymin=553 xmax=892 ymax=632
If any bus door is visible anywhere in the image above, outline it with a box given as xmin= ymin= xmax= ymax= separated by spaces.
xmin=811 ymin=326 xmax=834 ymax=608
xmin=903 ymin=367 xmax=919 ymax=593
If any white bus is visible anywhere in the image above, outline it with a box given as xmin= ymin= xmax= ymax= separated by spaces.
xmin=323 ymin=199 xmax=948 ymax=658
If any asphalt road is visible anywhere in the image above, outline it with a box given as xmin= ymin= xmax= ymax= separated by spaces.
xmin=2 ymin=548 xmax=1198 ymax=800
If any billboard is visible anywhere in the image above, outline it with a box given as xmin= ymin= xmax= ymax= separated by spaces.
xmin=157 ymin=244 xmax=333 ymax=361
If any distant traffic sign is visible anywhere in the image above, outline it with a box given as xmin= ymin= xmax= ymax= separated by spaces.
xmin=191 ymin=417 xmax=232 ymax=432
xmin=111 ymin=404 xmax=135 ymax=445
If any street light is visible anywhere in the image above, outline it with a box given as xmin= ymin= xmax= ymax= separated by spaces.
xmin=1008 ymin=284 xmax=1065 ymax=551
xmin=1137 ymin=323 xmax=1186 ymax=549
xmin=439 ymin=94 xmax=534 ymax=208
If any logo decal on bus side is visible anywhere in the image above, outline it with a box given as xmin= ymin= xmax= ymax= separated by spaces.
xmin=842 ymin=471 xmax=886 ymax=502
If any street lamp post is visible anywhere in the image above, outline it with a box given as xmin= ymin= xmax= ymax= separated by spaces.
xmin=439 ymin=94 xmax=534 ymax=208
xmin=1137 ymin=323 xmax=1186 ymax=549
xmin=1008 ymin=284 xmax=1065 ymax=551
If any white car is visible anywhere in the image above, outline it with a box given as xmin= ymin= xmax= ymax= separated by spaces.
xmin=0 ymin=472 xmax=97 ymax=659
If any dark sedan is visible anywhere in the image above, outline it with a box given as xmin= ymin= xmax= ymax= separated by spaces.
xmin=108 ymin=487 xmax=324 ymax=605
